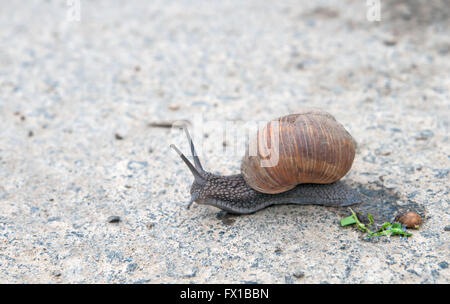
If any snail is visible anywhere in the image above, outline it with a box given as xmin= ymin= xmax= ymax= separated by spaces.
xmin=170 ymin=109 xmax=364 ymax=214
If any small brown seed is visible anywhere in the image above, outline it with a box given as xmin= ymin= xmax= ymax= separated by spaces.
xmin=168 ymin=104 xmax=180 ymax=111
xmin=397 ymin=211 xmax=422 ymax=229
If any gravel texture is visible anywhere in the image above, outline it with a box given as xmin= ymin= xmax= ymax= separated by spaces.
xmin=0 ymin=0 xmax=449 ymax=283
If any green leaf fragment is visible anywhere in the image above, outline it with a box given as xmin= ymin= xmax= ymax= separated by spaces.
xmin=367 ymin=213 xmax=374 ymax=225
xmin=339 ymin=209 xmax=413 ymax=239
xmin=380 ymin=222 xmax=391 ymax=230
xmin=391 ymin=222 xmax=402 ymax=229
xmin=340 ymin=215 xmax=357 ymax=226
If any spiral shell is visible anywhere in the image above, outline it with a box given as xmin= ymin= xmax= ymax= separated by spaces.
xmin=241 ymin=109 xmax=356 ymax=194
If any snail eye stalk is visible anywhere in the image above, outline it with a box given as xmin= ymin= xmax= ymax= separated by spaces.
xmin=170 ymin=144 xmax=205 ymax=184
xmin=183 ymin=126 xmax=204 ymax=171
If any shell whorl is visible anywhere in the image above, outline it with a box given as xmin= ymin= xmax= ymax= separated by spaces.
xmin=241 ymin=109 xmax=356 ymax=194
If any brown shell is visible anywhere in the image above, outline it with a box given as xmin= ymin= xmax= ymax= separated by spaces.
xmin=241 ymin=109 xmax=356 ymax=194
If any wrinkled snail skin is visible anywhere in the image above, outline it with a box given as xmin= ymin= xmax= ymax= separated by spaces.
xmin=191 ymin=172 xmax=364 ymax=214
xmin=171 ymin=110 xmax=363 ymax=215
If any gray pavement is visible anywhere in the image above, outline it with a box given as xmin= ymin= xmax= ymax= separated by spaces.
xmin=0 ymin=0 xmax=448 ymax=283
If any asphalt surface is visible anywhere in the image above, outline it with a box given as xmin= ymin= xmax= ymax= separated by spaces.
xmin=0 ymin=0 xmax=448 ymax=283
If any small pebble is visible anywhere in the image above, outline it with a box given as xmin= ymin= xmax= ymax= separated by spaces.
xmin=377 ymin=150 xmax=391 ymax=156
xmin=292 ymin=270 xmax=305 ymax=279
xmin=438 ymin=261 xmax=448 ymax=269
xmin=52 ymin=271 xmax=62 ymax=277
xmin=383 ymin=39 xmax=397 ymax=46
xmin=115 ymin=133 xmax=124 ymax=140
xmin=444 ymin=225 xmax=450 ymax=232
xmin=415 ymin=130 xmax=434 ymax=140
xmin=295 ymin=62 xmax=305 ymax=70
xmin=107 ymin=216 xmax=121 ymax=223
xmin=183 ymin=267 xmax=198 ymax=278
xmin=126 ymin=262 xmax=138 ymax=272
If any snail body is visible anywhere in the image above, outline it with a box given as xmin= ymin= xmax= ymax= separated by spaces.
xmin=171 ymin=109 xmax=363 ymax=214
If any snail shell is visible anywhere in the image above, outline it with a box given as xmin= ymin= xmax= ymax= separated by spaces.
xmin=241 ymin=109 xmax=356 ymax=194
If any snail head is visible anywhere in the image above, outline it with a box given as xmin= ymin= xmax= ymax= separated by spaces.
xmin=170 ymin=126 xmax=208 ymax=209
